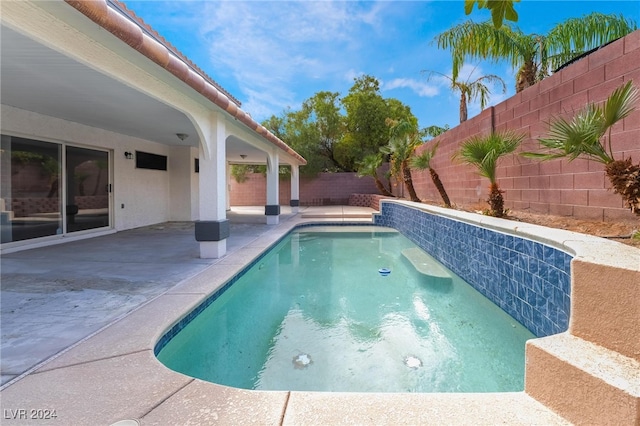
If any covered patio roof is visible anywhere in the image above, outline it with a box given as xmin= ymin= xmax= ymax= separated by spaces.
xmin=1 ymin=0 xmax=305 ymax=167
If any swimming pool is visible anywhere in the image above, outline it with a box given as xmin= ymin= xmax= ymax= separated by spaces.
xmin=156 ymin=225 xmax=534 ymax=393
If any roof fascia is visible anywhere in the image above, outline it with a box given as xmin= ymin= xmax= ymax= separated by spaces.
xmin=63 ymin=0 xmax=306 ymax=166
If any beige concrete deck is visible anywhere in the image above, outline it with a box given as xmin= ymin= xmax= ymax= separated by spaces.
xmin=5 ymin=202 xmax=634 ymax=425
xmin=0 ymin=206 xmax=373 ymax=386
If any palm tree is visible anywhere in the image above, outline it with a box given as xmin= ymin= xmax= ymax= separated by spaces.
xmin=435 ymin=13 xmax=636 ymax=92
xmin=382 ymin=119 xmax=422 ymax=203
xmin=423 ymin=124 xmax=450 ymax=138
xmin=464 ymin=0 xmax=519 ymax=29
xmin=424 ymin=68 xmax=506 ymax=122
xmin=524 ymin=81 xmax=640 ymax=215
xmin=455 ymin=130 xmax=524 ymax=217
xmin=356 ymin=153 xmax=394 ymax=197
xmin=410 ymin=141 xmax=451 ymax=208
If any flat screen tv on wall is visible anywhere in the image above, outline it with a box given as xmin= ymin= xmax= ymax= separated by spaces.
xmin=136 ymin=151 xmax=167 ymax=171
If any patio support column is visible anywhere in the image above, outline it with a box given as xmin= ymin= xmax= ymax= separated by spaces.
xmin=290 ymin=164 xmax=300 ymax=213
xmin=226 ymin=162 xmax=231 ymax=211
xmin=196 ymin=112 xmax=228 ymax=258
xmin=265 ymin=149 xmax=280 ymax=225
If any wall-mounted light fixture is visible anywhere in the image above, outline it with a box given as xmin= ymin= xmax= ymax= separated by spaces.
xmin=176 ymin=133 xmax=189 ymax=141
xmin=240 ymin=154 xmax=247 ymax=160
xmin=124 ymin=151 xmax=133 ymax=160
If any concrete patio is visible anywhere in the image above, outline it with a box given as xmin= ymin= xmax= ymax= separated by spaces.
xmin=0 ymin=203 xmax=571 ymax=425
xmin=0 ymin=206 xmax=566 ymax=425
xmin=0 ymin=206 xmax=374 ymax=387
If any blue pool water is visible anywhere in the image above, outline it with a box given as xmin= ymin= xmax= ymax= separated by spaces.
xmin=157 ymin=226 xmax=534 ymax=392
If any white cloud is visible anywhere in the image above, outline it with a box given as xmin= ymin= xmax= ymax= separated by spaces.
xmin=344 ymin=69 xmax=364 ymax=84
xmin=383 ymin=78 xmax=440 ymax=97
xmin=196 ymin=1 xmax=389 ymax=120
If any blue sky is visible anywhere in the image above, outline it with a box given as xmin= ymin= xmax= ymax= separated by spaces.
xmin=125 ymin=1 xmax=639 ymax=129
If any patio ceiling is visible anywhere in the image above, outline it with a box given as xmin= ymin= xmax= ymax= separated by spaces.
xmin=1 ymin=24 xmax=277 ymax=165
xmin=1 ymin=25 xmax=196 ymax=146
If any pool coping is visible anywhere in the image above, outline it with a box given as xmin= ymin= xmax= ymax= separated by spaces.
xmin=1 ymin=201 xmax=637 ymax=425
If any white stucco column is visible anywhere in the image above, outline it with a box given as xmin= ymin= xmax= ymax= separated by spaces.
xmin=226 ymin=162 xmax=231 ymax=211
xmin=290 ymin=164 xmax=300 ymax=213
xmin=196 ymin=112 xmax=228 ymax=258
xmin=265 ymin=149 xmax=280 ymax=225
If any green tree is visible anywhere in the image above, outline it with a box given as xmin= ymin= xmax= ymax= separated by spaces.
xmin=525 ymin=81 xmax=640 ymax=215
xmin=356 ymin=153 xmax=394 ymax=197
xmin=230 ymin=164 xmax=253 ymax=183
xmin=382 ymin=118 xmax=422 ymax=203
xmin=264 ymin=77 xmax=415 ymax=176
xmin=338 ymin=75 xmax=393 ymax=171
xmin=262 ymin=100 xmax=342 ymax=176
xmin=436 ymin=13 xmax=636 ymax=92
xmin=410 ymin=141 xmax=451 ymax=208
xmin=300 ymin=91 xmax=344 ymax=170
xmin=262 ymin=115 xmax=287 ymax=140
xmin=455 ymin=130 xmax=524 ymax=217
xmin=424 ymin=68 xmax=506 ymax=123
xmin=386 ymin=97 xmax=416 ymax=123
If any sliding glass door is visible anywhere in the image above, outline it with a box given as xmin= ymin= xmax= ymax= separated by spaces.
xmin=1 ymin=136 xmax=62 ymax=243
xmin=65 ymin=146 xmax=110 ymax=233
xmin=0 ymin=135 xmax=110 ymax=244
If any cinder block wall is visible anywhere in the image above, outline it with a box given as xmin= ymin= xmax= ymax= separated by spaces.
xmin=415 ymin=30 xmax=640 ymax=221
xmin=229 ymin=172 xmax=379 ymax=206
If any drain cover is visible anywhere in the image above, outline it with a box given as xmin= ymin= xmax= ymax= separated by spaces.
xmin=404 ymin=355 xmax=422 ymax=369
xmin=109 ymin=421 xmax=140 ymax=426
xmin=293 ymin=353 xmax=312 ymax=369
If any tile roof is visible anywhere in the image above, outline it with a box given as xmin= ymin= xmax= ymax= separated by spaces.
xmin=63 ymin=0 xmax=306 ymax=165
xmin=109 ymin=0 xmax=241 ymax=107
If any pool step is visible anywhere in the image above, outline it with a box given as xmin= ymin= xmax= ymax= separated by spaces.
xmin=526 ymin=333 xmax=640 ymax=425
xmin=401 ymin=248 xmax=451 ymax=279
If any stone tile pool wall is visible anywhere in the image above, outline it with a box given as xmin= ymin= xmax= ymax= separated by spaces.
xmin=374 ymin=202 xmax=572 ymax=337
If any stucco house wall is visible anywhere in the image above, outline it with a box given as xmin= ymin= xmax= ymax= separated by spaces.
xmin=2 ymin=105 xmax=196 ymax=231
xmin=1 ymin=0 xmax=306 ymax=255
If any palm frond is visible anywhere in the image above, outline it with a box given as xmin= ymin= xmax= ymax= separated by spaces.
xmin=423 ymin=69 xmax=450 ymax=84
xmin=529 ymin=82 xmax=639 ymax=164
xmin=356 ymin=153 xmax=383 ymax=178
xmin=520 ymin=151 xmax=567 ymax=161
xmin=388 ymin=119 xmax=416 ymax=140
xmin=468 ymin=74 xmax=507 ymax=110
xmin=383 ymin=119 xmax=423 ymax=177
xmin=434 ymin=20 xmax=525 ymax=81
xmin=379 ymin=144 xmax=393 ymax=156
xmin=458 ymin=137 xmax=498 ymax=181
xmin=602 ymin=80 xmax=640 ymax=129
xmin=456 ymin=131 xmax=524 ymax=183
xmin=514 ymin=33 xmax=539 ymax=66
xmin=475 ymin=74 xmax=507 ymax=91
xmin=410 ymin=142 xmax=440 ymax=170
xmin=531 ymin=108 xmax=610 ymax=164
xmin=423 ymin=125 xmax=449 ymax=139
xmin=545 ymin=12 xmax=636 ymax=70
